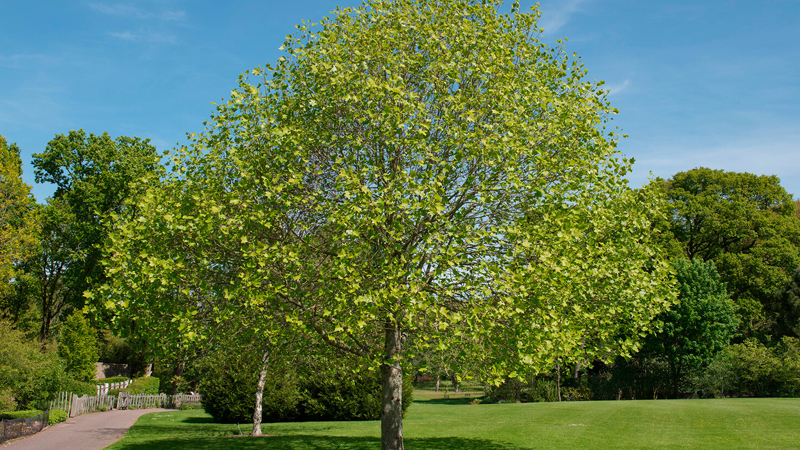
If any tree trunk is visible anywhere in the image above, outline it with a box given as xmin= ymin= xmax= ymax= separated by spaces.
xmin=144 ymin=363 xmax=153 ymax=377
xmin=556 ymin=363 xmax=561 ymax=402
xmin=252 ymin=348 xmax=270 ymax=436
xmin=435 ymin=373 xmax=440 ymax=393
xmin=381 ymin=324 xmax=404 ymax=450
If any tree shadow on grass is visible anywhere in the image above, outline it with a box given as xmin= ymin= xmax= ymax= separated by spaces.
xmin=418 ymin=398 xmax=481 ymax=405
xmin=113 ymin=435 xmax=529 ymax=450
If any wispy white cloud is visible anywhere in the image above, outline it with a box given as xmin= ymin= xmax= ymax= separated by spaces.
xmin=606 ymin=79 xmax=631 ymax=96
xmin=537 ymin=0 xmax=591 ymax=35
xmin=88 ymin=3 xmax=185 ymax=21
xmin=109 ymin=31 xmax=177 ymax=44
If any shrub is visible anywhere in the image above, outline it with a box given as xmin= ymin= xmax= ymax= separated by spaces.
xmin=0 ymin=321 xmax=66 ymax=409
xmin=488 ymin=376 xmax=558 ymax=403
xmin=125 ymin=377 xmax=160 ymax=395
xmin=62 ymin=379 xmax=98 ymax=397
xmin=48 ymin=409 xmax=68 ymax=425
xmin=199 ymin=351 xmax=413 ymax=424
xmin=0 ymin=409 xmax=41 ymax=420
xmin=107 ymin=388 xmax=124 ymax=397
xmin=58 ymin=312 xmax=99 ymax=382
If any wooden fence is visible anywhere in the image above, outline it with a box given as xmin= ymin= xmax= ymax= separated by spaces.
xmin=49 ymin=392 xmax=201 ymax=418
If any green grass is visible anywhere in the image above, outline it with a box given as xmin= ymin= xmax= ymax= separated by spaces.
xmin=104 ymin=398 xmax=800 ymax=450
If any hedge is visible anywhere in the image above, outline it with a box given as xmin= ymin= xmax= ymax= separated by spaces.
xmin=0 ymin=409 xmax=42 ymax=420
xmin=125 ymin=377 xmax=160 ymax=395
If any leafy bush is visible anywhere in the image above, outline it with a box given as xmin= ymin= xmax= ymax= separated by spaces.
xmin=199 ymin=351 xmax=413 ymax=424
xmin=62 ymin=379 xmax=98 ymax=397
xmin=0 ymin=321 xmax=67 ymax=409
xmin=58 ymin=312 xmax=99 ymax=382
xmin=125 ymin=377 xmax=160 ymax=395
xmin=48 ymin=409 xmax=68 ymax=425
xmin=0 ymin=409 xmax=41 ymax=420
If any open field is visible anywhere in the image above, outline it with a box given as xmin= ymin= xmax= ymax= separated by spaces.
xmin=104 ymin=398 xmax=800 ymax=449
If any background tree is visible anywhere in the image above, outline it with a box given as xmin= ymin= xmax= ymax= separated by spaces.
xmin=157 ymin=1 xmax=674 ymax=448
xmin=32 ymin=129 xmax=160 ymax=316
xmin=642 ymin=258 xmax=738 ymax=398
xmin=0 ymin=134 xmax=38 ymax=299
xmin=652 ymin=168 xmax=800 ymax=338
xmin=58 ymin=311 xmax=99 ymax=381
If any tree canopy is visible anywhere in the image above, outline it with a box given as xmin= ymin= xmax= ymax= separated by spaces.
xmin=642 ymin=258 xmax=738 ymax=397
xmin=652 ymin=168 xmax=800 ymax=337
xmin=0 ymin=134 xmax=38 ymax=299
xmin=101 ymin=1 xmax=674 ymax=448
xmin=31 ymin=129 xmax=160 ymax=315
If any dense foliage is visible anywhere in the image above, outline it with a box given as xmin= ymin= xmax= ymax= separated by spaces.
xmin=58 ymin=312 xmax=99 ymax=381
xmin=641 ymin=258 xmax=738 ymax=397
xmin=0 ymin=134 xmax=38 ymax=300
xmin=652 ymin=168 xmax=800 ymax=338
xmin=101 ymin=1 xmax=673 ymax=446
xmin=0 ymin=321 xmax=65 ymax=410
xmin=199 ymin=351 xmax=412 ymax=424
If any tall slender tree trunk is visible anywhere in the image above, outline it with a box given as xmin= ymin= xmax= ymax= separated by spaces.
xmin=381 ymin=323 xmax=404 ymax=450
xmin=252 ymin=348 xmax=270 ymax=437
xmin=435 ymin=373 xmax=440 ymax=393
xmin=556 ymin=363 xmax=561 ymax=402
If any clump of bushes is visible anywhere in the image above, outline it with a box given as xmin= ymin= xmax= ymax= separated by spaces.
xmin=107 ymin=377 xmax=160 ymax=397
xmin=48 ymin=409 xmax=68 ymax=425
xmin=199 ymin=351 xmax=413 ymax=424
xmin=0 ymin=321 xmax=66 ymax=409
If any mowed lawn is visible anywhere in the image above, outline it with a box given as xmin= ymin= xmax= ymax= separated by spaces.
xmin=104 ymin=398 xmax=800 ymax=450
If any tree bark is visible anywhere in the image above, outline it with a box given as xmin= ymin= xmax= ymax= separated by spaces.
xmin=435 ymin=373 xmax=440 ymax=393
xmin=252 ymin=348 xmax=270 ymax=436
xmin=381 ymin=324 xmax=404 ymax=450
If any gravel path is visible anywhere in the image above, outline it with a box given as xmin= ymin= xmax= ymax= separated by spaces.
xmin=1 ymin=409 xmax=169 ymax=450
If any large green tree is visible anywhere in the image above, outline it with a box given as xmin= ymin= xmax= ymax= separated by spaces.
xmin=31 ymin=129 xmax=160 ymax=314
xmin=642 ymin=258 xmax=738 ymax=398
xmin=0 ymin=134 xmax=38 ymax=299
xmin=653 ymin=168 xmax=800 ymax=337
xmin=104 ymin=1 xmax=673 ymax=448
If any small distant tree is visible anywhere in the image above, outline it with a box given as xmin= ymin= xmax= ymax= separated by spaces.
xmin=642 ymin=258 xmax=738 ymax=398
xmin=58 ymin=312 xmax=99 ymax=381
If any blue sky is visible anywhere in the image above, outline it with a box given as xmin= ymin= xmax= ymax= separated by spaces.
xmin=2 ymin=0 xmax=799 ymax=202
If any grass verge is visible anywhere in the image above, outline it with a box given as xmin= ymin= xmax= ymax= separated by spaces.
xmin=104 ymin=398 xmax=800 ymax=449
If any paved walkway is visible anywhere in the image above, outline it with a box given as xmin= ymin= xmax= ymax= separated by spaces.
xmin=2 ymin=409 xmax=169 ymax=450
